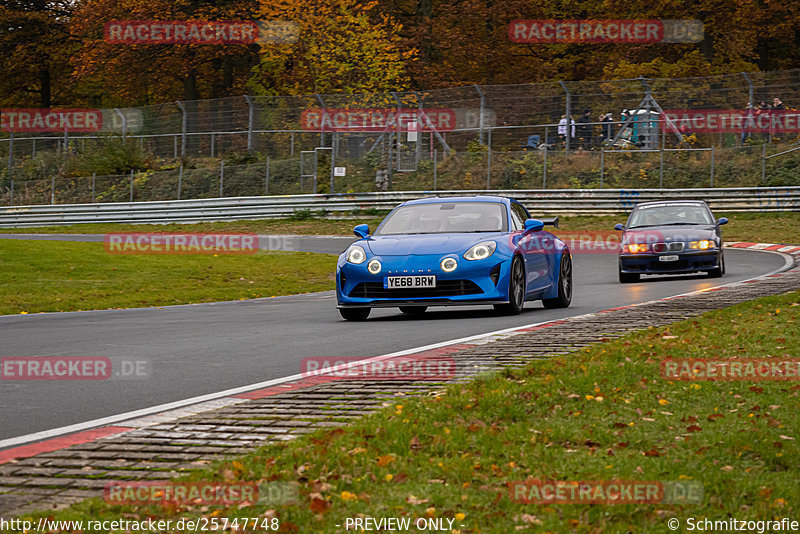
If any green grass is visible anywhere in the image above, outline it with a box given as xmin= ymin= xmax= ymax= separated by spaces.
xmin=0 ymin=240 xmax=336 ymax=315
xmin=0 ymin=218 xmax=387 ymax=237
xmin=2 ymin=212 xmax=798 ymax=244
xmin=13 ymin=290 xmax=799 ymax=533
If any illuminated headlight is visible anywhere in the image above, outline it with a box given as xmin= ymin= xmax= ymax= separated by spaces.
xmin=625 ymin=243 xmax=650 ymax=253
xmin=689 ymin=240 xmax=714 ymax=250
xmin=463 ymin=240 xmax=497 ymax=261
xmin=346 ymin=245 xmax=366 ymax=264
xmin=367 ymin=259 xmax=382 ymax=274
xmin=441 ymin=257 xmax=458 ymax=272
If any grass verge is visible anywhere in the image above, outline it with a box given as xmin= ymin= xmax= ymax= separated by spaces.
xmin=0 ymin=240 xmax=336 ymax=315
xmin=1 ymin=212 xmax=798 ymax=245
xmin=14 ymin=289 xmax=799 ymax=532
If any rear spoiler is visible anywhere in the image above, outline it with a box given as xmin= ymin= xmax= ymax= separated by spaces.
xmin=540 ymin=217 xmax=559 ymax=229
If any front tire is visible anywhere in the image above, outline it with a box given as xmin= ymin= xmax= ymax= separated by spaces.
xmin=339 ymin=308 xmax=370 ymax=321
xmin=707 ymin=253 xmax=725 ymax=278
xmin=543 ymin=253 xmax=573 ymax=309
xmin=494 ymin=256 xmax=525 ymax=315
xmin=399 ymin=306 xmax=427 ymax=315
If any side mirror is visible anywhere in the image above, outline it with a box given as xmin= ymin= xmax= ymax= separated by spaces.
xmin=614 ymin=223 xmax=625 ymax=231
xmin=523 ymin=219 xmax=544 ymax=233
xmin=353 ymin=224 xmax=370 ymax=239
xmin=716 ymin=217 xmax=728 ymax=226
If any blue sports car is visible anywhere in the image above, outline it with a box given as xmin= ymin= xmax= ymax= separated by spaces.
xmin=615 ymin=200 xmax=728 ymax=283
xmin=336 ymin=196 xmax=572 ymax=321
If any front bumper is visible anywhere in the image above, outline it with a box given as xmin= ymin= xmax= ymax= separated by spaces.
xmin=619 ymin=250 xmax=721 ymax=274
xmin=336 ymin=252 xmax=513 ymax=307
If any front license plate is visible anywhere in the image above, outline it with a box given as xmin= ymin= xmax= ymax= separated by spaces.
xmin=659 ymin=255 xmax=680 ymax=262
xmin=384 ymin=275 xmax=437 ymax=289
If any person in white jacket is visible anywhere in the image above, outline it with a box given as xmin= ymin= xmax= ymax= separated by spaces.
xmin=557 ymin=115 xmax=575 ymax=147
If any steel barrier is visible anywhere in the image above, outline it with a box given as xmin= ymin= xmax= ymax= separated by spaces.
xmin=1 ymin=187 xmax=798 ymax=228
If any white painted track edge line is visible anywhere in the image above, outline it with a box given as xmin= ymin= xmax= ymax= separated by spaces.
xmin=0 ymin=247 xmax=795 ymax=451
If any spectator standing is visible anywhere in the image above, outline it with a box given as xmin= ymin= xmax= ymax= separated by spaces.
xmin=773 ymin=97 xmax=784 ymax=109
xmin=576 ymin=109 xmax=593 ymax=149
xmin=557 ymin=115 xmax=575 ymax=148
xmin=741 ymin=102 xmax=754 ymax=144
xmin=600 ymin=112 xmax=614 ymax=141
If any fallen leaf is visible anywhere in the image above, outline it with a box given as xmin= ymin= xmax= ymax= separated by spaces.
xmin=309 ymin=496 xmax=330 ymax=514
xmin=377 ymin=455 xmax=396 ymax=467
xmin=407 ymin=495 xmax=429 ymax=505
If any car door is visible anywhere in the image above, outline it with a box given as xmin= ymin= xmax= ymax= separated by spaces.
xmin=510 ymin=201 xmax=550 ymax=295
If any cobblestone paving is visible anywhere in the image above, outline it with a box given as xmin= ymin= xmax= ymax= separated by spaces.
xmin=1 ymin=259 xmax=798 ymax=517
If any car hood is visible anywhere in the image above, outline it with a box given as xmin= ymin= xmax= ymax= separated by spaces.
xmin=622 ymin=225 xmax=717 ymax=244
xmin=365 ymin=233 xmax=503 ymax=256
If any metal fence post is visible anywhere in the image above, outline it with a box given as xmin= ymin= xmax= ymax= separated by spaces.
xmin=710 ymin=146 xmax=715 ymax=187
xmin=32 ymin=138 xmax=36 ymax=158
xmin=91 ymin=173 xmax=96 ymax=203
xmin=130 ymin=169 xmax=134 ymax=202
xmin=559 ymin=81 xmax=571 ymax=153
xmin=741 ymin=72 xmax=754 ymax=108
xmin=113 ymin=108 xmax=127 ymax=139
xmin=177 ymin=164 xmax=183 ymax=200
xmin=542 ymin=146 xmax=548 ymax=188
xmin=474 ymin=85 xmax=485 ymax=144
xmin=316 ymin=94 xmax=326 ymax=147
xmin=762 ymin=143 xmax=767 ymax=182
xmin=245 ymin=95 xmax=255 ymax=152
xmin=219 ymin=160 xmax=224 ymax=197
xmin=9 ymin=179 xmax=13 ymax=207
xmin=433 ymin=148 xmax=437 ymax=190
xmin=600 ymin=148 xmax=604 ymax=187
xmin=290 ymin=133 xmax=295 ymax=156
xmin=486 ymin=129 xmax=492 ymax=189
xmin=51 ymin=175 xmax=55 ymax=204
xmin=211 ymin=133 xmax=215 ymax=157
xmin=265 ymin=157 xmax=270 ymax=195
xmin=7 ymin=132 xmax=13 ymax=181
xmin=659 ymin=148 xmax=664 ymax=188
xmin=176 ymin=101 xmax=187 ymax=157
xmin=329 ymin=147 xmax=336 ymax=194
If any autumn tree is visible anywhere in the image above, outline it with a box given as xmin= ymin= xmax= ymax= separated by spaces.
xmin=250 ymin=0 xmax=416 ymax=95
xmin=0 ymin=0 xmax=79 ymax=107
xmin=69 ymin=0 xmax=261 ymax=105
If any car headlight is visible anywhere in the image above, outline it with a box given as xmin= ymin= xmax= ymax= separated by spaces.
xmin=625 ymin=243 xmax=650 ymax=253
xmin=346 ymin=245 xmax=367 ymax=264
xmin=367 ymin=259 xmax=382 ymax=274
xmin=441 ymin=257 xmax=458 ymax=272
xmin=463 ymin=240 xmax=497 ymax=261
xmin=689 ymin=240 xmax=715 ymax=250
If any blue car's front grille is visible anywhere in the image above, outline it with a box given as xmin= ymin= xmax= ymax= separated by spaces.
xmin=349 ymin=280 xmax=483 ymax=299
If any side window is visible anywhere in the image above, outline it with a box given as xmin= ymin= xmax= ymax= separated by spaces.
xmin=510 ymin=203 xmax=527 ymax=231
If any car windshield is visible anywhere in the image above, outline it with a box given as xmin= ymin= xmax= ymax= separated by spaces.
xmin=375 ymin=202 xmax=508 ymax=235
xmin=627 ymin=204 xmax=713 ymax=228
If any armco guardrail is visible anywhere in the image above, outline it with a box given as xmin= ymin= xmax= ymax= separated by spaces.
xmin=1 ymin=187 xmax=798 ymax=228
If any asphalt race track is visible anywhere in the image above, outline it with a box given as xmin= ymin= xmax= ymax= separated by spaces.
xmin=0 ymin=234 xmax=788 ymax=442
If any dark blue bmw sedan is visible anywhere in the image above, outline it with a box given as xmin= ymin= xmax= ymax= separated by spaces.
xmin=614 ymin=200 xmax=728 ymax=283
